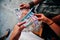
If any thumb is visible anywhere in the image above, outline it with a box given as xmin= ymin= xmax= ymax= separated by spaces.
xmin=20 ymin=3 xmax=25 ymax=7
xmin=17 ymin=22 xmax=26 ymax=27
xmin=19 ymin=25 xmax=26 ymax=31
xmin=34 ymin=14 xmax=42 ymax=17
xmin=37 ymin=18 xmax=42 ymax=21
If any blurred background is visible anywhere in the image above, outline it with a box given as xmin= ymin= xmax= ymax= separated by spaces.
xmin=0 ymin=0 xmax=31 ymax=39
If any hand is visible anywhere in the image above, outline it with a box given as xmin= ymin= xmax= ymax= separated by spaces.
xmin=20 ymin=3 xmax=30 ymax=9
xmin=10 ymin=22 xmax=26 ymax=40
xmin=35 ymin=13 xmax=53 ymax=24
xmin=35 ymin=14 xmax=48 ymax=23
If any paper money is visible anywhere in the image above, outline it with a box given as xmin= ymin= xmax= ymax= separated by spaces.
xmin=15 ymin=8 xmax=41 ymax=31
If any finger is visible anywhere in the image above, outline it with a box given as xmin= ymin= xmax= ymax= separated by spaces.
xmin=20 ymin=4 xmax=25 ymax=9
xmin=37 ymin=18 xmax=42 ymax=21
xmin=34 ymin=13 xmax=43 ymax=16
xmin=19 ymin=26 xmax=26 ymax=31
xmin=20 ymin=6 xmax=27 ymax=9
xmin=20 ymin=6 xmax=25 ymax=9
xmin=34 ymin=14 xmax=42 ymax=17
xmin=20 ymin=4 xmax=25 ymax=7
xmin=17 ymin=22 xmax=26 ymax=26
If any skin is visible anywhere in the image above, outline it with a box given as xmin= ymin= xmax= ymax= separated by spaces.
xmin=20 ymin=0 xmax=42 ymax=9
xmin=35 ymin=14 xmax=60 ymax=37
xmin=10 ymin=22 xmax=26 ymax=40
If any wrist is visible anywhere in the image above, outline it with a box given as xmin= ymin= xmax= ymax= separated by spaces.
xmin=28 ymin=1 xmax=35 ymax=8
xmin=45 ymin=18 xmax=54 ymax=25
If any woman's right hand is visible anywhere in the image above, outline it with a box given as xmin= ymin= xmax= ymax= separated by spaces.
xmin=20 ymin=3 xmax=30 ymax=9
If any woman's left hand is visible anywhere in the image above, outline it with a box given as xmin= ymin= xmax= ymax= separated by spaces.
xmin=10 ymin=22 xmax=26 ymax=40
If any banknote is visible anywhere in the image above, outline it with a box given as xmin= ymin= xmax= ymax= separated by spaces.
xmin=15 ymin=8 xmax=41 ymax=31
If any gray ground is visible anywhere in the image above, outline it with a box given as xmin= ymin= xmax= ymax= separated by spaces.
xmin=0 ymin=0 xmax=30 ymax=37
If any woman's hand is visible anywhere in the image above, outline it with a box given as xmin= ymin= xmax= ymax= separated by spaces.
xmin=35 ymin=13 xmax=53 ymax=24
xmin=35 ymin=14 xmax=60 ymax=37
xmin=10 ymin=22 xmax=26 ymax=40
xmin=35 ymin=14 xmax=47 ymax=22
xmin=20 ymin=3 xmax=30 ymax=9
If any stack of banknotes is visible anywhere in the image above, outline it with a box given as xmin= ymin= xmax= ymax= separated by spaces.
xmin=15 ymin=8 xmax=41 ymax=32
